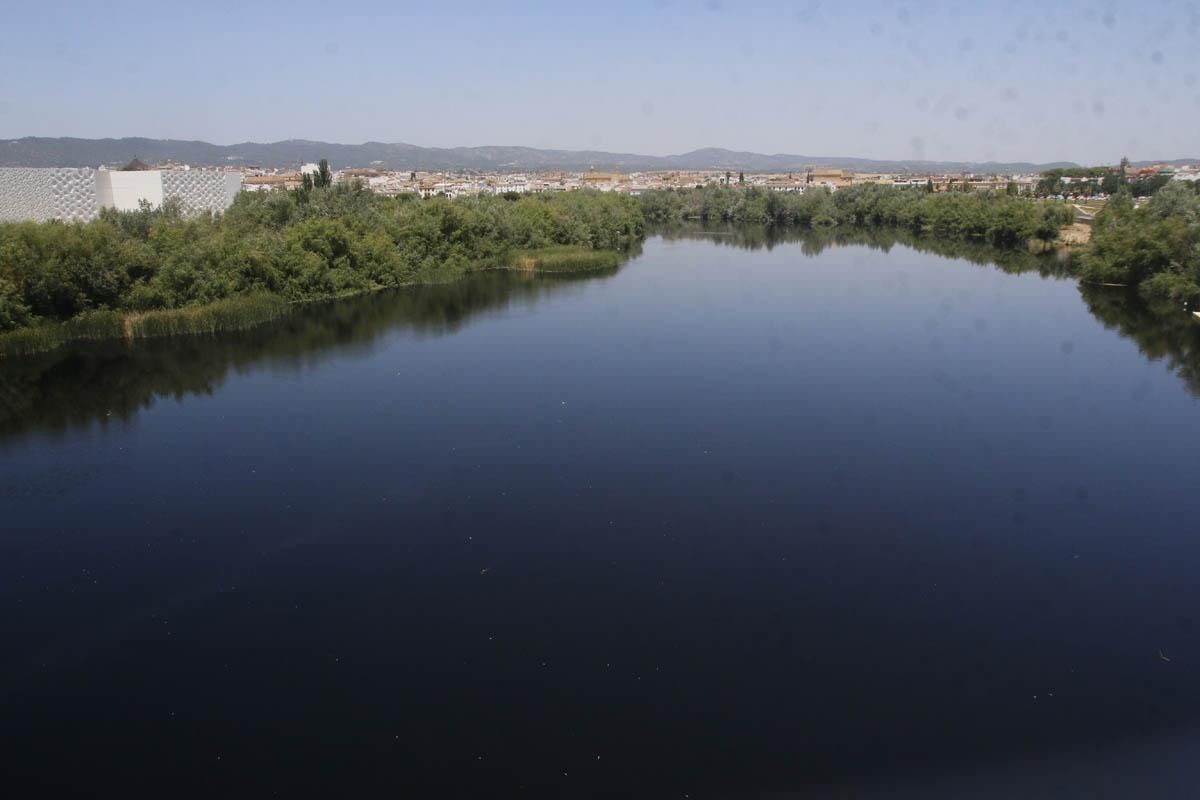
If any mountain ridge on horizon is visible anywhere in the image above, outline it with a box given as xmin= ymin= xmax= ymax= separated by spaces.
xmin=3 ymin=136 xmax=1196 ymax=174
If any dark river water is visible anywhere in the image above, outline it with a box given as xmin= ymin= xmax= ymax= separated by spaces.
xmin=3 ymin=228 xmax=1200 ymax=798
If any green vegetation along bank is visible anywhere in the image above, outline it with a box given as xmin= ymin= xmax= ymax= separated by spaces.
xmin=3 ymin=179 xmax=1198 ymax=356
xmin=0 ymin=184 xmax=642 ymax=355
xmin=639 ymin=183 xmax=1200 ymax=312
xmin=638 ymin=183 xmax=1076 ymax=246
xmin=1075 ymin=185 xmax=1200 ymax=311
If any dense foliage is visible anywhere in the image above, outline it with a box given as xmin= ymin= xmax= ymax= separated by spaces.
xmin=656 ymin=222 xmax=1073 ymax=278
xmin=1077 ymin=183 xmax=1200 ymax=309
xmin=4 ymin=175 xmax=1199 ymax=351
xmin=1033 ymin=170 xmax=1178 ymax=198
xmin=7 ymin=228 xmax=1198 ymax=443
xmin=639 ymin=184 xmax=1075 ymax=247
xmin=645 ymin=183 xmax=1200 ymax=310
xmin=0 ymin=185 xmax=643 ymax=333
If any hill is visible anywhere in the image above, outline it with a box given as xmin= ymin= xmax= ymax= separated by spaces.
xmin=3 ymin=136 xmax=1187 ymax=173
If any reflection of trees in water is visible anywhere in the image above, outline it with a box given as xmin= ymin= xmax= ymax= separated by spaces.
xmin=657 ymin=223 xmax=1200 ymax=395
xmin=2 ymin=231 xmax=1197 ymax=443
xmin=1079 ymin=284 xmax=1200 ymax=397
xmin=655 ymin=222 xmax=1073 ymax=276
xmin=0 ymin=267 xmax=621 ymax=441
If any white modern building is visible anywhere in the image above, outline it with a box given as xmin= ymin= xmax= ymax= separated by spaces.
xmin=0 ymin=167 xmax=243 ymax=222
xmin=95 ymin=169 xmax=163 ymax=211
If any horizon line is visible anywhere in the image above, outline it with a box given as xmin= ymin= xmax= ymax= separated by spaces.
xmin=5 ymin=135 xmax=1198 ymax=167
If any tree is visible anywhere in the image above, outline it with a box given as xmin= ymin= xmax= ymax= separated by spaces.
xmin=1035 ymin=174 xmax=1062 ymax=197
xmin=1148 ymin=181 xmax=1200 ymax=222
xmin=315 ymin=159 xmax=333 ymax=189
xmin=925 ymin=178 xmax=934 ymax=193
xmin=738 ymin=171 xmax=745 ymax=184
xmin=1032 ymin=205 xmax=1065 ymax=243
xmin=0 ymin=276 xmax=33 ymax=331
xmin=1130 ymin=173 xmax=1171 ymax=197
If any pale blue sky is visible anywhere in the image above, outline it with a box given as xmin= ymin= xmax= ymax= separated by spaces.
xmin=0 ymin=0 xmax=1197 ymax=163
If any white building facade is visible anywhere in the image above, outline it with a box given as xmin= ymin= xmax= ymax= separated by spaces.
xmin=0 ymin=168 xmax=243 ymax=222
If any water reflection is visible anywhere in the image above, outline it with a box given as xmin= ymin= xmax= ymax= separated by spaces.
xmin=658 ymin=221 xmax=1073 ymax=276
xmin=2 ymin=228 xmax=1198 ymax=443
xmin=1080 ymin=283 xmax=1200 ymax=397
xmin=3 ymin=228 xmax=1200 ymax=797
xmin=0 ymin=267 xmax=619 ymax=442
xmin=664 ymin=223 xmax=1200 ymax=395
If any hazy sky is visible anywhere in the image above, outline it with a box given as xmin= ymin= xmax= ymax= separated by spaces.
xmin=1 ymin=0 xmax=1197 ymax=163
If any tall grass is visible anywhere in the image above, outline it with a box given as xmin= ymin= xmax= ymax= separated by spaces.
xmin=0 ymin=311 xmax=124 ymax=357
xmin=507 ymin=246 xmax=623 ymax=273
xmin=0 ymin=244 xmax=628 ymax=359
xmin=125 ymin=295 xmax=288 ymax=338
xmin=0 ymin=295 xmax=289 ymax=358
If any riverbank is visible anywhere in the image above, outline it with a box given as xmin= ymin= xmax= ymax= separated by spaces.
xmin=0 ymin=295 xmax=290 ymax=357
xmin=0 ymin=185 xmax=643 ymax=357
xmin=0 ymin=245 xmax=629 ymax=357
xmin=1057 ymin=222 xmax=1093 ymax=246
xmin=639 ymin=183 xmax=1200 ymax=312
xmin=4 ymin=182 xmax=1196 ymax=357
xmin=507 ymin=245 xmax=624 ymax=272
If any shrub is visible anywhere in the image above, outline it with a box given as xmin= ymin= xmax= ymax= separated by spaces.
xmin=1139 ymin=271 xmax=1200 ymax=313
xmin=0 ymin=277 xmax=33 ymax=331
xmin=0 ymin=185 xmax=642 ymax=344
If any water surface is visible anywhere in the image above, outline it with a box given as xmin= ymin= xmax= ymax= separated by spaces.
xmin=3 ymin=229 xmax=1200 ymax=797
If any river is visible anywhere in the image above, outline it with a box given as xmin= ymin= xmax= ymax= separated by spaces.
xmin=2 ymin=227 xmax=1199 ymax=797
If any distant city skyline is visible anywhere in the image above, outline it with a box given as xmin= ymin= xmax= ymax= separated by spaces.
xmin=1 ymin=0 xmax=1197 ymax=164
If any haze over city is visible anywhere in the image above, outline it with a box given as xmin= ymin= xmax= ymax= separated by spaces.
xmin=2 ymin=0 xmax=1198 ymax=164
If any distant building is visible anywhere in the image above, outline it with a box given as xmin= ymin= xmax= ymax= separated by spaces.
xmin=97 ymin=168 xmax=242 ymax=214
xmin=0 ymin=166 xmax=244 ymax=222
xmin=96 ymin=168 xmax=163 ymax=210
xmin=0 ymin=168 xmax=97 ymax=222
xmin=807 ymin=169 xmax=852 ymax=189
xmin=243 ymin=174 xmax=301 ymax=192
xmin=496 ymin=174 xmax=529 ymax=193
xmin=764 ymin=177 xmax=807 ymax=192
xmin=580 ymin=172 xmax=625 ymax=191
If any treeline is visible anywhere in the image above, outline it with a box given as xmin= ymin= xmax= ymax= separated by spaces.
xmin=1077 ymin=182 xmax=1200 ymax=309
xmin=0 ymin=185 xmax=643 ymax=335
xmin=638 ymin=184 xmax=1075 ymax=247
xmin=1042 ymin=167 xmax=1113 ymax=179
xmin=3 ymin=177 xmax=1196 ymax=349
xmin=642 ymin=183 xmax=1200 ymax=312
xmin=7 ymin=225 xmax=1197 ymax=441
xmin=656 ymin=222 xmax=1073 ymax=278
xmin=1034 ymin=171 xmax=1178 ymax=198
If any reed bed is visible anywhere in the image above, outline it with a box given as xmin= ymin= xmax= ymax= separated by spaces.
xmin=0 ymin=246 xmax=627 ymax=358
xmin=508 ymin=246 xmax=623 ymax=273
xmin=0 ymin=295 xmax=289 ymax=357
